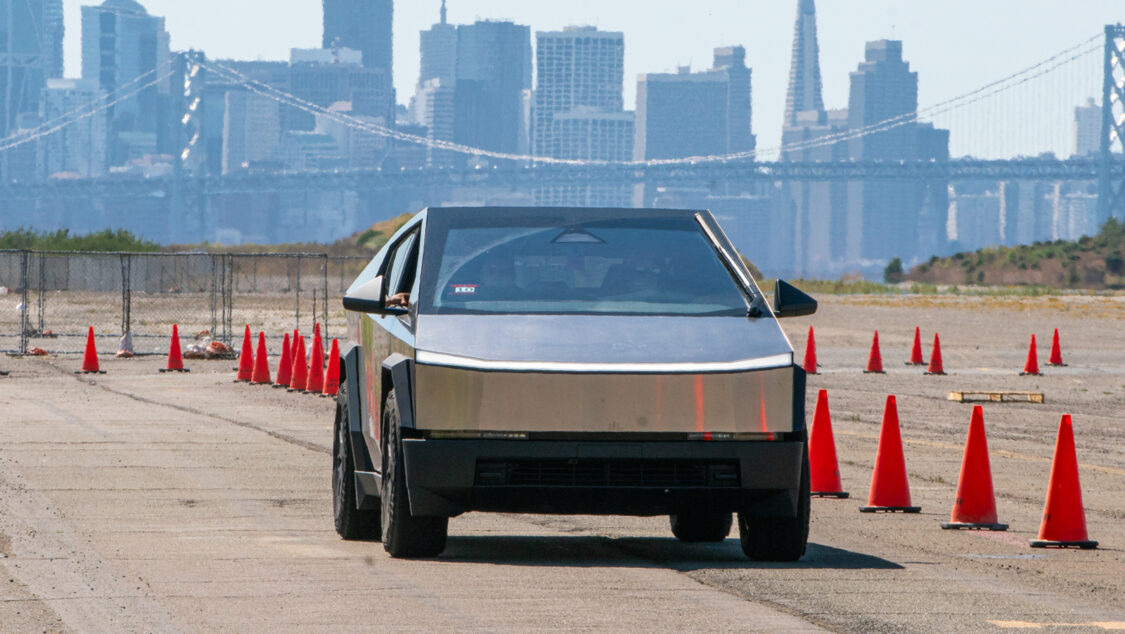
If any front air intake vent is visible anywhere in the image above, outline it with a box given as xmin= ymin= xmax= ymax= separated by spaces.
xmin=475 ymin=459 xmax=740 ymax=488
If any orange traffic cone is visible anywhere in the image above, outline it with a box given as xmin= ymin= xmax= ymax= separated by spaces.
xmin=1020 ymin=334 xmax=1041 ymax=376
xmin=859 ymin=395 xmax=920 ymax=513
xmin=864 ymin=331 xmax=885 ymax=374
xmin=160 ymin=324 xmax=189 ymax=373
xmin=906 ymin=327 xmax=925 ymax=366
xmin=803 ymin=326 xmax=818 ymax=375
xmin=322 ymin=339 xmax=341 ymax=398
xmin=250 ymin=332 xmax=272 ymax=385
xmin=274 ymin=332 xmax=292 ymax=389
xmin=1030 ymin=415 xmax=1098 ymax=549
xmin=925 ymin=333 xmax=946 ymax=375
xmin=77 ymin=327 xmax=105 ymax=374
xmin=306 ymin=332 xmax=325 ymax=394
xmin=289 ymin=336 xmax=309 ymax=392
xmin=235 ymin=325 xmax=254 ymax=382
xmin=1047 ymin=328 xmax=1066 ymax=367
xmin=809 ymin=390 xmax=848 ymax=498
xmin=941 ymin=406 xmax=1008 ymax=531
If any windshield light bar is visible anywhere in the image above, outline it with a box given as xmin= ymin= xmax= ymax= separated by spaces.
xmin=416 ymin=350 xmax=793 ymax=374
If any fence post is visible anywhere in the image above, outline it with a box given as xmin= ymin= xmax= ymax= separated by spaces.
xmin=210 ymin=255 xmax=218 ymax=337
xmin=322 ymin=254 xmax=329 ymax=341
xmin=120 ymin=254 xmax=132 ymax=336
xmin=223 ymin=254 xmax=233 ymax=344
xmin=19 ymin=251 xmax=29 ymax=355
xmin=295 ymin=255 xmax=301 ymax=333
xmin=36 ymin=252 xmax=45 ymax=334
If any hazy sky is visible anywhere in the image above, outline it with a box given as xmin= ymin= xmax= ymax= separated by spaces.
xmin=61 ymin=1 xmax=1123 ymax=156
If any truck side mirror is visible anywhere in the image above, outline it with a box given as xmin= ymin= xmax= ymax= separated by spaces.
xmin=772 ymin=279 xmax=817 ymax=318
xmin=343 ymin=275 xmax=406 ymax=315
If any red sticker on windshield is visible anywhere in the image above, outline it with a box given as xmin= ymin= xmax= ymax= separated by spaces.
xmin=450 ymin=284 xmax=478 ymax=295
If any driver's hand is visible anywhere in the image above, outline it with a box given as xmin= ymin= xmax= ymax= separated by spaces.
xmin=385 ymin=292 xmax=410 ymax=308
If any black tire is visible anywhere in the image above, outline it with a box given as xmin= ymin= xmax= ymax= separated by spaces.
xmin=670 ymin=512 xmax=733 ymax=543
xmin=333 ymin=382 xmax=382 ymax=540
xmin=381 ymin=390 xmax=448 ymax=558
xmin=737 ymin=451 xmax=810 ymax=561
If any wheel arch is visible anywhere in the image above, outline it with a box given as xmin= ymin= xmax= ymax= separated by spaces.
xmin=380 ymin=353 xmax=416 ymax=449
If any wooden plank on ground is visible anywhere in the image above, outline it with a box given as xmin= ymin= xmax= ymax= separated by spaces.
xmin=948 ymin=391 xmax=1045 ymax=404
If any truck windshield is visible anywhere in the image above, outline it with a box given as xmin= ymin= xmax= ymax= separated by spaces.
xmin=421 ymin=215 xmax=750 ymax=316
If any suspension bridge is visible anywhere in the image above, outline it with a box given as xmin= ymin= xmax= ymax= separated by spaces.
xmin=1 ymin=25 xmax=1124 ymax=250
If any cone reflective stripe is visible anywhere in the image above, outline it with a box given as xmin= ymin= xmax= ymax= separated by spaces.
xmin=925 ymin=333 xmax=946 ymax=375
xmin=859 ymin=395 xmax=920 ymax=513
xmin=322 ymin=339 xmax=341 ymax=397
xmin=160 ymin=324 xmax=189 ymax=373
xmin=1021 ymin=334 xmax=1041 ymax=376
xmin=274 ymin=332 xmax=292 ymax=388
xmin=802 ymin=326 xmax=818 ymax=375
xmin=1048 ymin=328 xmax=1066 ymax=366
xmin=809 ymin=390 xmax=848 ymax=498
xmin=235 ymin=325 xmax=254 ymax=382
xmin=864 ymin=331 xmax=885 ymax=374
xmin=77 ymin=326 xmax=104 ymax=374
xmin=1030 ymin=415 xmax=1098 ymax=549
xmin=250 ymin=332 xmax=272 ymax=385
xmin=289 ymin=336 xmax=309 ymax=392
xmin=907 ymin=327 xmax=925 ymax=365
xmin=1047 ymin=328 xmax=1065 ymax=366
xmin=942 ymin=406 xmax=1008 ymax=531
xmin=306 ymin=332 xmax=325 ymax=394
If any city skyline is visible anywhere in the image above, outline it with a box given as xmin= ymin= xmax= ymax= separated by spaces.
xmin=57 ymin=0 xmax=1123 ymax=158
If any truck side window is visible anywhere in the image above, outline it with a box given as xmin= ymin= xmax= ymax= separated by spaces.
xmin=384 ymin=230 xmax=420 ymax=308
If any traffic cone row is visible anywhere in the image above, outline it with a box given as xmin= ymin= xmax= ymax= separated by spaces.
xmin=802 ymin=327 xmax=1066 ymax=375
xmin=223 ymin=324 xmax=340 ymax=397
xmin=812 ymin=390 xmax=1097 ymax=548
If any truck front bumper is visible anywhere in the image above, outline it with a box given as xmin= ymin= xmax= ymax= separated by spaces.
xmin=401 ymin=438 xmax=805 ymax=518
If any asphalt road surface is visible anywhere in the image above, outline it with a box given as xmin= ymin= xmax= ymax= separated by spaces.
xmin=1 ymin=295 xmax=1123 ymax=633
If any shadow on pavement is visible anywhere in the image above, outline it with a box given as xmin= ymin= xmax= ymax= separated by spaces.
xmin=439 ymin=536 xmax=902 ymax=570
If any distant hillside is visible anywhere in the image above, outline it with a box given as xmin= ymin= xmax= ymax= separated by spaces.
xmin=906 ymin=219 xmax=1125 ymax=289
xmin=164 ymin=213 xmax=415 ymax=257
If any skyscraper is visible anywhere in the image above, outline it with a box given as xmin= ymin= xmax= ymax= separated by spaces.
xmin=453 ymin=20 xmax=531 ymax=155
xmin=322 ymin=0 xmax=393 ymax=80
xmin=785 ymin=0 xmax=824 ymax=127
xmin=80 ymin=0 xmax=170 ymax=163
xmin=846 ymin=40 xmax=949 ymax=263
xmin=222 ymin=89 xmax=280 ymax=174
xmin=1 ymin=0 xmax=64 ymax=140
xmin=635 ymin=47 xmax=755 ymax=161
xmin=534 ymin=26 xmax=630 ymax=207
xmin=418 ymin=0 xmax=456 ymax=89
xmin=288 ymin=47 xmax=394 ymax=132
xmin=780 ymin=0 xmax=846 ymax=276
xmin=38 ymin=78 xmax=108 ymax=179
xmin=534 ymin=27 xmax=625 ymax=156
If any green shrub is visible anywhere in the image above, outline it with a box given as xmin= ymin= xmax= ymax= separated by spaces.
xmin=0 ymin=228 xmax=159 ymax=252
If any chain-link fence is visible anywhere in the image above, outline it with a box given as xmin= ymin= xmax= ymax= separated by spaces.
xmin=0 ymin=250 xmax=368 ymax=355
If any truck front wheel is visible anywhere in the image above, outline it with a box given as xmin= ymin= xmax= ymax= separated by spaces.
xmin=737 ymin=451 xmax=810 ymax=562
xmin=381 ymin=390 xmax=448 ymax=558
xmin=332 ymin=383 xmax=381 ymax=540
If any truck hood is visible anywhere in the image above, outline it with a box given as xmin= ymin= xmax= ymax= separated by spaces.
xmin=413 ymin=314 xmax=793 ymax=372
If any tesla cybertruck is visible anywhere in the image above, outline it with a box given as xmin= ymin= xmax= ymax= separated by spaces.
xmin=332 ymin=206 xmax=816 ymax=559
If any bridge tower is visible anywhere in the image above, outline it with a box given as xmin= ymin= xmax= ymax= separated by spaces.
xmin=171 ymin=50 xmax=208 ymax=242
xmin=1099 ymin=24 xmax=1125 ymax=222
